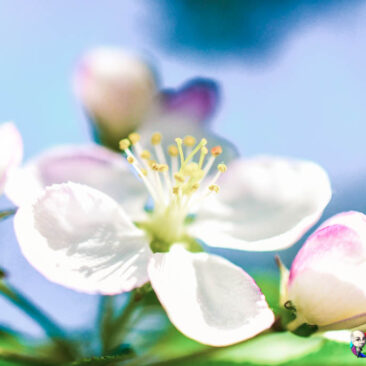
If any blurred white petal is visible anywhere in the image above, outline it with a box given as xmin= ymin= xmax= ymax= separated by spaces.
xmin=0 ymin=122 xmax=23 ymax=194
xmin=5 ymin=144 xmax=148 ymax=220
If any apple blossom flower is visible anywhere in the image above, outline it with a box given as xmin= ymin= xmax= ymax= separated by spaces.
xmin=9 ymin=129 xmax=330 ymax=345
xmin=286 ymin=211 xmax=366 ymax=332
xmin=0 ymin=122 xmax=22 ymax=195
xmin=74 ymin=47 xmax=219 ymax=150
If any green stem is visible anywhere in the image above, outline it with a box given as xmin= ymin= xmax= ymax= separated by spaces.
xmin=100 ymin=291 xmax=139 ymax=354
xmin=0 ymin=350 xmax=57 ymax=366
xmin=99 ymin=296 xmax=116 ymax=353
xmin=0 ymin=281 xmax=77 ymax=360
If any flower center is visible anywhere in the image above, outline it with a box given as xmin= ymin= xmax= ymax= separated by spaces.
xmin=119 ymin=132 xmax=226 ymax=252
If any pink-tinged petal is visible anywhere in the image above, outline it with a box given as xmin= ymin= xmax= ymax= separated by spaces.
xmin=159 ymin=78 xmax=219 ymax=124
xmin=287 ymin=214 xmax=366 ymax=328
xmin=190 ymin=156 xmax=331 ymax=251
xmin=319 ymin=211 xmax=366 ymax=240
xmin=0 ymin=122 xmax=23 ymax=194
xmin=5 ymin=144 xmax=148 ymax=219
xmin=14 ymin=183 xmax=152 ymax=295
xmin=148 ymin=245 xmax=274 ymax=346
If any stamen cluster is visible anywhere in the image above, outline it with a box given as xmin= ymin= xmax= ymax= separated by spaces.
xmin=119 ymin=132 xmax=226 ymax=217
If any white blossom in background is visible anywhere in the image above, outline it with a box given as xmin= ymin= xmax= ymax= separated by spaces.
xmin=73 ymin=47 xmax=220 ymax=150
xmin=0 ymin=122 xmax=22 ymax=195
xmin=7 ymin=126 xmax=331 ymax=346
xmin=286 ymin=211 xmax=366 ymax=332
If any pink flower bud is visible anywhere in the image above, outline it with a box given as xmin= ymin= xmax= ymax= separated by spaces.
xmin=74 ymin=48 xmax=157 ymax=149
xmin=286 ymin=211 xmax=366 ymax=331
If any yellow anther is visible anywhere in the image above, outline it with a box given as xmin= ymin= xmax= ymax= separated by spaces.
xmin=128 ymin=132 xmax=140 ymax=145
xmin=151 ymin=132 xmax=162 ymax=145
xmin=158 ymin=164 xmax=169 ymax=172
xmin=141 ymin=168 xmax=148 ymax=176
xmin=172 ymin=186 xmax=180 ymax=195
xmin=119 ymin=139 xmax=130 ymax=151
xmin=140 ymin=150 xmax=151 ymax=160
xmin=127 ymin=156 xmax=134 ymax=164
xmin=174 ymin=172 xmax=185 ymax=183
xmin=147 ymin=159 xmax=157 ymax=168
xmin=201 ymin=147 xmax=208 ymax=155
xmin=192 ymin=183 xmax=200 ymax=191
xmin=209 ymin=184 xmax=220 ymax=193
xmin=151 ymin=163 xmax=159 ymax=171
xmin=211 ymin=146 xmax=222 ymax=157
xmin=168 ymin=145 xmax=179 ymax=157
xmin=183 ymin=135 xmax=196 ymax=147
xmin=218 ymin=163 xmax=227 ymax=173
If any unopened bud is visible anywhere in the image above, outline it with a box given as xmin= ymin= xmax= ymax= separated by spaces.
xmin=73 ymin=48 xmax=157 ymax=150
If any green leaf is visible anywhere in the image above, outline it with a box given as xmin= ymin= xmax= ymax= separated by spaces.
xmin=213 ymin=332 xmax=324 ymax=365
xmin=252 ymin=272 xmax=280 ymax=315
xmin=149 ymin=322 xmax=207 ymax=361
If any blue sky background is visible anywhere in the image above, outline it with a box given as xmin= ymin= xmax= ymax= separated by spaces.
xmin=0 ymin=0 xmax=365 ymax=338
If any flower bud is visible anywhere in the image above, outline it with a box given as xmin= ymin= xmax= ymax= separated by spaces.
xmin=74 ymin=48 xmax=157 ymax=150
xmin=285 ymin=211 xmax=366 ymax=331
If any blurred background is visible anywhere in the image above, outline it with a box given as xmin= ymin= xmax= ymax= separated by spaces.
xmin=0 ymin=0 xmax=365 ymax=339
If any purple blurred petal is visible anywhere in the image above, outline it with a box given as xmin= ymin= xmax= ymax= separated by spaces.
xmin=160 ymin=78 xmax=220 ymax=124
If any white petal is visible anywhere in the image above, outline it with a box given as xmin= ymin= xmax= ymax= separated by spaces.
xmin=5 ymin=144 xmax=148 ymax=219
xmin=191 ymin=156 xmax=331 ymax=251
xmin=0 ymin=122 xmax=23 ymax=194
xmin=148 ymin=245 xmax=274 ymax=346
xmin=14 ymin=182 xmax=152 ymax=295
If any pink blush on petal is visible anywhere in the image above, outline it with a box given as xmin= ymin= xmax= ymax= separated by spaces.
xmin=289 ymin=224 xmax=364 ymax=286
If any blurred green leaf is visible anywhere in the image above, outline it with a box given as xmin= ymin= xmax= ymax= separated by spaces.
xmin=149 ymin=322 xmax=207 ymax=360
xmin=0 ymin=327 xmax=51 ymax=365
xmin=0 ymin=328 xmax=27 ymax=353
xmin=213 ymin=332 xmax=324 ymax=365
